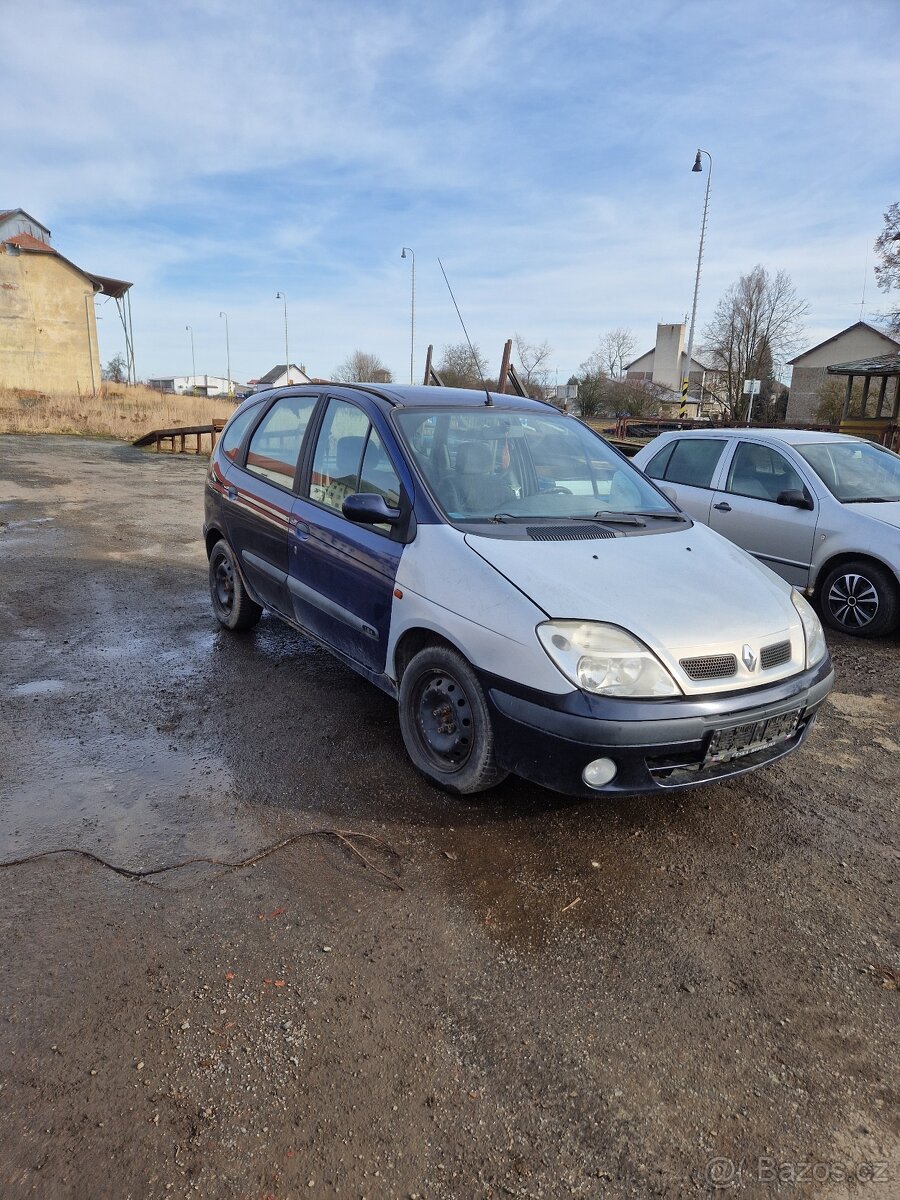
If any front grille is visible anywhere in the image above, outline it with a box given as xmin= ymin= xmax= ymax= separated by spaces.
xmin=679 ymin=653 xmax=738 ymax=680
xmin=760 ymin=640 xmax=791 ymax=670
xmin=526 ymin=525 xmax=617 ymax=541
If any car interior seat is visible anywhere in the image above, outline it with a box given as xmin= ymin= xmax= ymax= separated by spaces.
xmin=444 ymin=441 xmax=516 ymax=514
xmin=321 ymin=435 xmax=367 ymax=509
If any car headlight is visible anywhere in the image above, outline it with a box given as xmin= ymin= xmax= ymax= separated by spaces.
xmin=537 ymin=621 xmax=681 ymax=698
xmin=791 ymin=590 xmax=827 ymax=668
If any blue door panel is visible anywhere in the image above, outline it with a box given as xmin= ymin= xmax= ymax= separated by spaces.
xmin=225 ymin=471 xmax=293 ymax=613
xmin=288 ymin=500 xmax=402 ymax=672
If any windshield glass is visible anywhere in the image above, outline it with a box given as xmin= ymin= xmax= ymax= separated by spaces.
xmin=394 ymin=408 xmax=675 ymax=521
xmin=796 ymin=441 xmax=900 ymax=503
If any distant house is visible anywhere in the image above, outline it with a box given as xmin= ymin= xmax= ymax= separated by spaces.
xmin=786 ymin=322 xmax=900 ymax=421
xmin=624 ymin=322 xmax=720 ymax=415
xmin=0 ymin=207 xmax=132 ymax=394
xmin=253 ymin=363 xmax=311 ymax=391
xmin=146 ymin=374 xmax=241 ymax=397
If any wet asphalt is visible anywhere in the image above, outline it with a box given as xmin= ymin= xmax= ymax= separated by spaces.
xmin=0 ymin=435 xmax=897 ymax=1199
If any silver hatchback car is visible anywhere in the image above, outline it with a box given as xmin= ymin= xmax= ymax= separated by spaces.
xmin=633 ymin=429 xmax=900 ymax=638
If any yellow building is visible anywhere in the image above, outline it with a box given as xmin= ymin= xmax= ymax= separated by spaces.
xmin=0 ymin=209 xmax=131 ymax=394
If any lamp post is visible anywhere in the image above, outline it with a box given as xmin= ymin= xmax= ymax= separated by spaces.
xmin=681 ymin=148 xmax=712 ymax=418
xmin=401 ymin=247 xmax=415 ymax=384
xmin=275 ymin=291 xmax=290 ymax=384
xmin=219 ymin=311 xmax=232 ymax=396
xmin=185 ymin=324 xmax=196 ymax=387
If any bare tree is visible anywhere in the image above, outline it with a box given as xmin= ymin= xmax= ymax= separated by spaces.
xmin=513 ymin=333 xmax=553 ymax=396
xmin=332 ymin=350 xmax=392 ymax=383
xmin=437 ymin=342 xmax=491 ymax=389
xmin=874 ymin=201 xmax=900 ymax=334
xmin=702 ymin=266 xmax=808 ymax=419
xmin=102 ymin=353 xmax=127 ymax=383
xmin=598 ymin=328 xmax=636 ymax=379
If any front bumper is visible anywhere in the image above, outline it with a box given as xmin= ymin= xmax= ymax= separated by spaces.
xmin=481 ymin=656 xmax=834 ymax=796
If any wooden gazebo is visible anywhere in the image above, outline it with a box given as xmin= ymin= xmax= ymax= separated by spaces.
xmin=827 ymin=351 xmax=900 ymax=449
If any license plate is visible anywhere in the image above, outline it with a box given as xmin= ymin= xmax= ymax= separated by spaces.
xmin=705 ymin=708 xmax=801 ymax=765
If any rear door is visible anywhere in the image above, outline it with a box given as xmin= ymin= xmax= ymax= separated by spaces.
xmin=224 ymin=393 xmax=319 ymax=614
xmin=708 ymin=440 xmax=818 ymax=586
xmin=640 ymin=436 xmax=730 ymax=522
xmin=289 ymin=396 xmax=409 ymax=675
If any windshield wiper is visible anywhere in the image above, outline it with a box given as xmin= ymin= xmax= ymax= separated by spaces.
xmin=629 ymin=510 xmax=690 ymax=522
xmin=843 ymin=496 xmax=897 ymax=504
xmin=573 ymin=511 xmax=646 ymax=526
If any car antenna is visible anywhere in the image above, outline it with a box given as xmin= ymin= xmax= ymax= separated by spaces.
xmin=437 ymin=257 xmax=493 ymax=406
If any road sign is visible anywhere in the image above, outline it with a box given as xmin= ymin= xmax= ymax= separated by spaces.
xmin=742 ymin=378 xmax=761 ymax=396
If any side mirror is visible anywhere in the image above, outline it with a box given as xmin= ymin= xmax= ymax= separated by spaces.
xmin=342 ymin=492 xmax=402 ymax=525
xmin=659 ymin=485 xmax=678 ymax=503
xmin=776 ymin=489 xmax=813 ymax=510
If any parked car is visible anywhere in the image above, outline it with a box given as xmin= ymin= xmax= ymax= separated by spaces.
xmin=203 ymin=385 xmax=833 ymax=797
xmin=633 ymin=428 xmax=900 ymax=638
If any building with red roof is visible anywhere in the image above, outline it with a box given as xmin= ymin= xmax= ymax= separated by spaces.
xmin=0 ymin=208 xmax=132 ymax=394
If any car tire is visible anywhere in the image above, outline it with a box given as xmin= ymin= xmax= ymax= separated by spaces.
xmin=209 ymin=538 xmax=263 ymax=631
xmin=398 ymin=645 xmax=508 ymax=795
xmin=819 ymin=559 xmax=899 ymax=638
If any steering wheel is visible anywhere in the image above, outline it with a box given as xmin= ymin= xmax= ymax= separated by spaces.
xmin=545 ymin=486 xmax=573 ymax=495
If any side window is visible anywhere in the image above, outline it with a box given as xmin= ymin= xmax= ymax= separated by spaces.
xmin=359 ymin=429 xmax=401 ymax=508
xmin=245 ymin=395 xmax=317 ymax=487
xmin=644 ymin=442 xmax=675 ymax=479
xmin=310 ymin=399 xmax=371 ymax=511
xmin=661 ymin=439 xmax=726 ymax=488
xmin=727 ymin=442 xmax=807 ymax=503
xmin=219 ymin=404 xmax=260 ymax=463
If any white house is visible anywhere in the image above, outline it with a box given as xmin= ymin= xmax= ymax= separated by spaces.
xmin=251 ymin=363 xmax=311 ymax=391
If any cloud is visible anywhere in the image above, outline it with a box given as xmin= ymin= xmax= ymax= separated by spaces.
xmin=7 ymin=0 xmax=899 ymax=382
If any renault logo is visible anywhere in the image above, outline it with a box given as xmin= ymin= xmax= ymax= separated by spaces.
xmin=742 ymin=643 xmax=758 ymax=671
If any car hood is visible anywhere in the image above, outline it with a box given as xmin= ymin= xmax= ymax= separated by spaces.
xmin=465 ymin=523 xmax=806 ymax=694
xmin=844 ymin=500 xmax=900 ymax=530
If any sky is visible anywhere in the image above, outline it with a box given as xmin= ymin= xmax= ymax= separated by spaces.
xmin=8 ymin=0 xmax=899 ymax=387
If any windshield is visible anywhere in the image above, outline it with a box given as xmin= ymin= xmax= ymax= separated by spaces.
xmin=394 ymin=408 xmax=676 ymax=521
xmin=796 ymin=441 xmax=900 ymax=503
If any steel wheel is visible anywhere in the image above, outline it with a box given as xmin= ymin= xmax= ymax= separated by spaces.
xmin=398 ymin=645 xmax=507 ymax=794
xmin=213 ymin=552 xmax=236 ymax=613
xmin=208 ymin=539 xmax=263 ymax=632
xmin=410 ymin=669 xmax=475 ymax=774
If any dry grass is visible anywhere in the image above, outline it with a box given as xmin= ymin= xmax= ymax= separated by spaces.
xmin=0 ymin=384 xmax=238 ymax=442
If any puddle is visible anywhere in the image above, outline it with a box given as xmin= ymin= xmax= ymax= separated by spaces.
xmin=8 ymin=678 xmax=70 ymax=697
xmin=0 ymin=731 xmax=271 ymax=885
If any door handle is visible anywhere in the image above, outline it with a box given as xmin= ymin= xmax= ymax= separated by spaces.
xmin=225 ymin=485 xmax=238 ymax=500
xmin=713 ymin=501 xmax=731 ymax=512
xmin=291 ymin=519 xmax=311 ymax=538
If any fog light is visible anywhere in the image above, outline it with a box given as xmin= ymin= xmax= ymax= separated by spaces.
xmin=582 ymin=757 xmax=617 ymax=789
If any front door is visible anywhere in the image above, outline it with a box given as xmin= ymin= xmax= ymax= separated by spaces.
xmin=289 ymin=397 xmax=406 ymax=674
xmin=708 ymin=440 xmax=818 ymax=586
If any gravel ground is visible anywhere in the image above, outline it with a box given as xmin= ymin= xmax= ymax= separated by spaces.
xmin=0 ymin=435 xmax=897 ymax=1199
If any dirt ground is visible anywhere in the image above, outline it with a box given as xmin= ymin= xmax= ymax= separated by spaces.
xmin=0 ymin=435 xmax=897 ymax=1200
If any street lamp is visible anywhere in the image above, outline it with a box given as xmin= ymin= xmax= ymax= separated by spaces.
xmin=681 ymin=148 xmax=713 ymax=417
xmin=401 ymin=247 xmax=415 ymax=384
xmin=219 ymin=311 xmax=232 ymax=396
xmin=185 ymin=324 xmax=196 ymax=385
xmin=275 ymin=291 xmax=290 ymax=384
